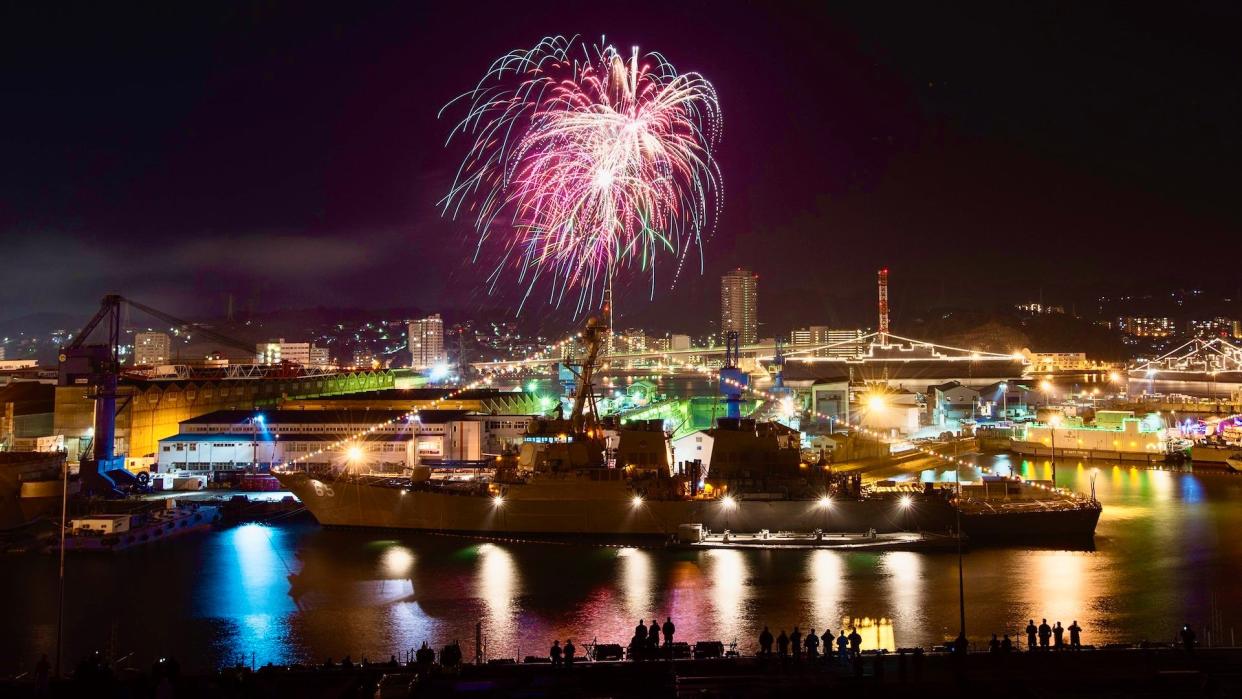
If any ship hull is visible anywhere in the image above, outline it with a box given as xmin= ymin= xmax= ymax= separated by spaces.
xmin=275 ymin=472 xmax=954 ymax=537
xmin=960 ymin=505 xmax=1102 ymax=543
xmin=1011 ymin=441 xmax=1167 ymax=464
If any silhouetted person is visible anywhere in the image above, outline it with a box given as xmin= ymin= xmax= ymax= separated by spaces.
xmin=648 ymin=620 xmax=660 ymax=648
xmin=341 ymin=655 xmax=354 ymax=670
xmin=791 ymin=626 xmax=803 ymax=660
xmin=836 ymin=632 xmax=849 ymax=664
xmin=550 ymin=640 xmax=562 ymax=666
xmin=759 ymin=626 xmax=774 ymax=656
xmin=820 ymin=629 xmax=833 ymax=662
xmin=1001 ymin=634 xmax=1013 ymax=653
xmin=1068 ymin=620 xmax=1082 ymax=649
xmin=848 ymin=628 xmax=863 ymax=657
xmin=449 ymin=642 xmax=464 ymax=666
xmin=777 ymin=630 xmax=790 ymax=658
xmin=34 ymin=654 xmax=49 ymax=697
xmin=805 ymin=628 xmax=819 ymax=660
xmin=1180 ymin=624 xmax=1196 ymax=654
xmin=1053 ymin=621 xmax=1064 ymax=649
xmin=662 ymin=617 xmax=675 ymax=645
xmin=634 ymin=619 xmax=647 ymax=646
xmin=565 ymin=639 xmax=576 ymax=665
xmin=1038 ymin=619 xmax=1051 ymax=650
xmin=1026 ymin=620 xmax=1037 ymax=651
xmin=415 ymin=642 xmax=435 ymax=666
xmin=913 ymin=647 xmax=925 ymax=681
xmin=989 ymin=634 xmax=1000 ymax=653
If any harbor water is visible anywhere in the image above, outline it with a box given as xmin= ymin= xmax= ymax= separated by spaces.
xmin=4 ymin=455 xmax=1240 ymax=673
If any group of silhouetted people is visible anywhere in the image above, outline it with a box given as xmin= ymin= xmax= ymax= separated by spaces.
xmin=757 ymin=624 xmax=863 ymax=664
xmin=548 ymin=639 xmax=577 ymax=665
xmin=1019 ymin=619 xmax=1083 ymax=651
xmin=630 ymin=617 xmax=676 ymax=650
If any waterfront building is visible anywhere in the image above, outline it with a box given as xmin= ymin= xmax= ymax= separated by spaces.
xmin=133 ymin=332 xmax=172 ymax=366
xmin=1023 ymin=351 xmax=1091 ymax=372
xmin=720 ymin=268 xmax=758 ymax=345
xmin=155 ymin=408 xmax=534 ymax=472
xmin=409 ymin=314 xmax=446 ymax=370
xmin=0 ymin=382 xmax=55 ymax=450
xmin=670 ymin=334 xmax=692 ymax=351
xmin=927 ymin=381 xmax=981 ymax=426
xmin=53 ymin=368 xmax=397 ymax=463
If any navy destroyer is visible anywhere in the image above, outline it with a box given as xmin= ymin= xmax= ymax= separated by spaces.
xmin=277 ymin=319 xmax=1098 ymax=542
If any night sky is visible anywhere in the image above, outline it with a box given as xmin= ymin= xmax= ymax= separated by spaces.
xmin=3 ymin=1 xmax=1239 ymax=332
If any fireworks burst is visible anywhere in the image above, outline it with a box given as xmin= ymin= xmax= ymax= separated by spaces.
xmin=440 ymin=35 xmax=722 ymax=314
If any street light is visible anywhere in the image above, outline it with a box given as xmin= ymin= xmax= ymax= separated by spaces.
xmin=721 ymin=494 xmax=736 ymax=535
xmin=999 ymin=383 xmax=1008 ymax=419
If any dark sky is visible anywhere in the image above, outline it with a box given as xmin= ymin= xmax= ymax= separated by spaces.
xmin=2 ymin=1 xmax=1239 ymax=333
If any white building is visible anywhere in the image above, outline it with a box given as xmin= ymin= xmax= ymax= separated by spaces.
xmin=670 ymin=334 xmax=692 ymax=351
xmin=155 ymin=409 xmax=533 ymax=473
xmin=927 ymin=381 xmax=982 ymax=426
xmin=134 ymin=332 xmax=172 ymax=366
xmin=409 ymin=315 xmax=446 ymax=370
xmin=720 ymin=268 xmax=758 ymax=345
xmin=790 ymin=327 xmax=866 ymax=358
xmin=309 ymin=346 xmax=333 ymax=369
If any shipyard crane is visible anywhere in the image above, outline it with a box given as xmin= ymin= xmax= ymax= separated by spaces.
xmin=719 ymin=331 xmax=749 ymax=420
xmin=59 ymin=294 xmax=258 ymax=496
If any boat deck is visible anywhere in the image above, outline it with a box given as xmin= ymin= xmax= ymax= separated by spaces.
xmin=675 ymin=530 xmax=960 ymax=552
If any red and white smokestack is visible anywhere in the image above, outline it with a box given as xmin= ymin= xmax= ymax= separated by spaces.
xmin=878 ymin=268 xmax=890 ymax=344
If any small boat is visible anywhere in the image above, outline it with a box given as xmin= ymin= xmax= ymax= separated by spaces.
xmin=57 ymin=502 xmax=220 ymax=552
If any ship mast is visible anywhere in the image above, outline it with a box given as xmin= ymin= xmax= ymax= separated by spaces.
xmin=570 ymin=317 xmax=607 ymax=434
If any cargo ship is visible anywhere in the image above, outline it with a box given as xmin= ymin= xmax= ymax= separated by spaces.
xmin=278 ymin=319 xmax=1100 ymax=543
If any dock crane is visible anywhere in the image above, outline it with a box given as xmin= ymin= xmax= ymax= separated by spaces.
xmin=718 ymin=331 xmax=749 ymax=420
xmin=58 ymin=294 xmax=258 ymax=496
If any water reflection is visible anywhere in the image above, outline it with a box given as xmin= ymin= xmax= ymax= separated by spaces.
xmin=8 ymin=453 xmax=1242 ymax=672
xmin=705 ymin=549 xmax=750 ymax=642
xmin=806 ymin=549 xmax=843 ymax=625
xmin=476 ymin=543 xmax=520 ymax=653
xmin=616 ymin=547 xmax=653 ymax=620
xmin=838 ymin=617 xmax=896 ymax=651
xmin=380 ymin=545 xmax=415 ymax=578
xmin=1022 ymin=551 xmax=1091 ymax=626
xmin=201 ymin=524 xmax=299 ymax=664
xmin=881 ymin=551 xmax=923 ymax=646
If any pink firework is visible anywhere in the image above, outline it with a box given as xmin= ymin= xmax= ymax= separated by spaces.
xmin=441 ymin=35 xmax=722 ymax=313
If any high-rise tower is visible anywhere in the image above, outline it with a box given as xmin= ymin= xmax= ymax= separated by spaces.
xmin=721 ymin=268 xmax=758 ymax=345
xmin=408 ymin=314 xmax=446 ymax=369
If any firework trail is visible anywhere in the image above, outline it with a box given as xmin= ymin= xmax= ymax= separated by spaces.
xmin=440 ymin=35 xmax=722 ymax=314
